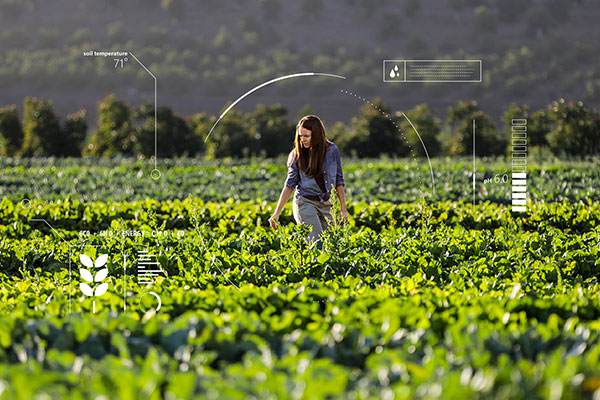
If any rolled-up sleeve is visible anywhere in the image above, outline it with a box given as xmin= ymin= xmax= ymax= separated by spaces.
xmin=335 ymin=147 xmax=345 ymax=187
xmin=285 ymin=160 xmax=299 ymax=189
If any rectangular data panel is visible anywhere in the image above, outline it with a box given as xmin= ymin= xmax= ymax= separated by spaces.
xmin=383 ymin=60 xmax=481 ymax=82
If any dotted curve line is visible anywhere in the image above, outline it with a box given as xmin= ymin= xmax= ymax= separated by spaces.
xmin=339 ymin=89 xmax=425 ymax=200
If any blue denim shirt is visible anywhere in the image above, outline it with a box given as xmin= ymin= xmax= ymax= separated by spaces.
xmin=285 ymin=141 xmax=345 ymax=202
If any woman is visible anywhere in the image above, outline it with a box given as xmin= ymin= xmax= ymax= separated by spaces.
xmin=268 ymin=115 xmax=348 ymax=245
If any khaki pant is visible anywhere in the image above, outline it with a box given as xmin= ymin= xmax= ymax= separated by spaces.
xmin=293 ymin=194 xmax=334 ymax=243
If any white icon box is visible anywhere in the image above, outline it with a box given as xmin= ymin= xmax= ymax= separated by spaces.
xmin=383 ymin=60 xmax=482 ymax=82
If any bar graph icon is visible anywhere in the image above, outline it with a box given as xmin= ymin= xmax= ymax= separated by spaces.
xmin=512 ymin=172 xmax=527 ymax=212
xmin=511 ymin=118 xmax=527 ymax=212
xmin=137 ymin=250 xmax=165 ymax=285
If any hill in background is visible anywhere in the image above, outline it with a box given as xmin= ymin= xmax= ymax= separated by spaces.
xmin=0 ymin=0 xmax=599 ymax=124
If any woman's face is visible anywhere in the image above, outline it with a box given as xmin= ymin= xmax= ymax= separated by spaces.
xmin=299 ymin=127 xmax=312 ymax=149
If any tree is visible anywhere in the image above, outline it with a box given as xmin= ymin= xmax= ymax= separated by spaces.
xmin=135 ymin=103 xmax=203 ymax=157
xmin=528 ymin=109 xmax=551 ymax=147
xmin=346 ymin=98 xmax=408 ymax=157
xmin=159 ymin=106 xmax=200 ymax=156
xmin=62 ymin=109 xmax=88 ymax=156
xmin=188 ymin=112 xmax=214 ymax=155
xmin=503 ymin=103 xmax=529 ymax=129
xmin=546 ymin=100 xmax=600 ymax=156
xmin=397 ymin=104 xmax=441 ymax=157
xmin=447 ymin=100 xmax=479 ymax=124
xmin=132 ymin=102 xmax=155 ymax=156
xmin=160 ymin=0 xmax=184 ymax=20
xmin=296 ymin=105 xmax=313 ymax=122
xmin=248 ymin=104 xmax=293 ymax=157
xmin=106 ymin=22 xmax=127 ymax=45
xmin=38 ymin=27 xmax=59 ymax=48
xmin=211 ymin=26 xmax=231 ymax=53
xmin=327 ymin=121 xmax=350 ymax=153
xmin=85 ymin=94 xmax=136 ymax=157
xmin=21 ymin=97 xmax=62 ymax=156
xmin=445 ymin=101 xmax=504 ymax=156
xmin=0 ymin=105 xmax=23 ymax=156
xmin=501 ymin=46 xmax=535 ymax=77
xmin=207 ymin=109 xmax=253 ymax=158
xmin=70 ymin=28 xmax=92 ymax=45
xmin=18 ymin=98 xmax=86 ymax=157
xmin=503 ymin=103 xmax=549 ymax=148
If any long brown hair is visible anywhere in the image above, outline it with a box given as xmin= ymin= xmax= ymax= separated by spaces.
xmin=288 ymin=115 xmax=328 ymax=177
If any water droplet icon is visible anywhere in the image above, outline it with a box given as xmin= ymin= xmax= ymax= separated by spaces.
xmin=390 ymin=69 xmax=396 ymax=78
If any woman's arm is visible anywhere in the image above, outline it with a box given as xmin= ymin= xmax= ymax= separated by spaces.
xmin=269 ymin=185 xmax=294 ymax=229
xmin=270 ymin=152 xmax=298 ymax=229
xmin=336 ymin=184 xmax=349 ymax=220
xmin=333 ymin=146 xmax=348 ymax=221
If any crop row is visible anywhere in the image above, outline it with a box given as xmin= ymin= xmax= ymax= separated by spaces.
xmin=1 ymin=198 xmax=598 ymax=289
xmin=1 ymin=157 xmax=599 ymax=203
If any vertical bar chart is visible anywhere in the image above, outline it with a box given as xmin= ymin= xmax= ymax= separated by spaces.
xmin=511 ymin=119 xmax=527 ymax=212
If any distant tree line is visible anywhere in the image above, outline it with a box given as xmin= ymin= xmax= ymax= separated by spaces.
xmin=1 ymin=95 xmax=599 ymax=158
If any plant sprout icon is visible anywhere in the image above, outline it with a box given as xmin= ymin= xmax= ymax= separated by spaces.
xmin=79 ymin=254 xmax=109 ymax=313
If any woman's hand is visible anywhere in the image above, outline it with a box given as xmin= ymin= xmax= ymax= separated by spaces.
xmin=270 ymin=186 xmax=294 ymax=230
xmin=340 ymin=208 xmax=349 ymax=222
xmin=335 ymin=185 xmax=349 ymax=223
xmin=268 ymin=215 xmax=279 ymax=229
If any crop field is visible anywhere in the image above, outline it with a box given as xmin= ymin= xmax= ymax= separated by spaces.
xmin=1 ymin=158 xmax=600 ymax=399
xmin=1 ymin=157 xmax=598 ymax=203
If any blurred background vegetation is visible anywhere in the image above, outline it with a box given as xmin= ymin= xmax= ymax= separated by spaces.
xmin=0 ymin=0 xmax=599 ymax=158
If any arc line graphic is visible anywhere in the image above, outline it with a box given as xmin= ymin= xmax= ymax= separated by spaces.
xmin=139 ymin=291 xmax=162 ymax=312
xmin=204 ymin=72 xmax=346 ymax=142
xmin=398 ymin=112 xmax=436 ymax=196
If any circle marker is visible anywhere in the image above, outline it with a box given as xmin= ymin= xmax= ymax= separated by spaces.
xmin=20 ymin=199 xmax=31 ymax=209
xmin=139 ymin=291 xmax=161 ymax=312
xmin=151 ymin=169 xmax=161 ymax=180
